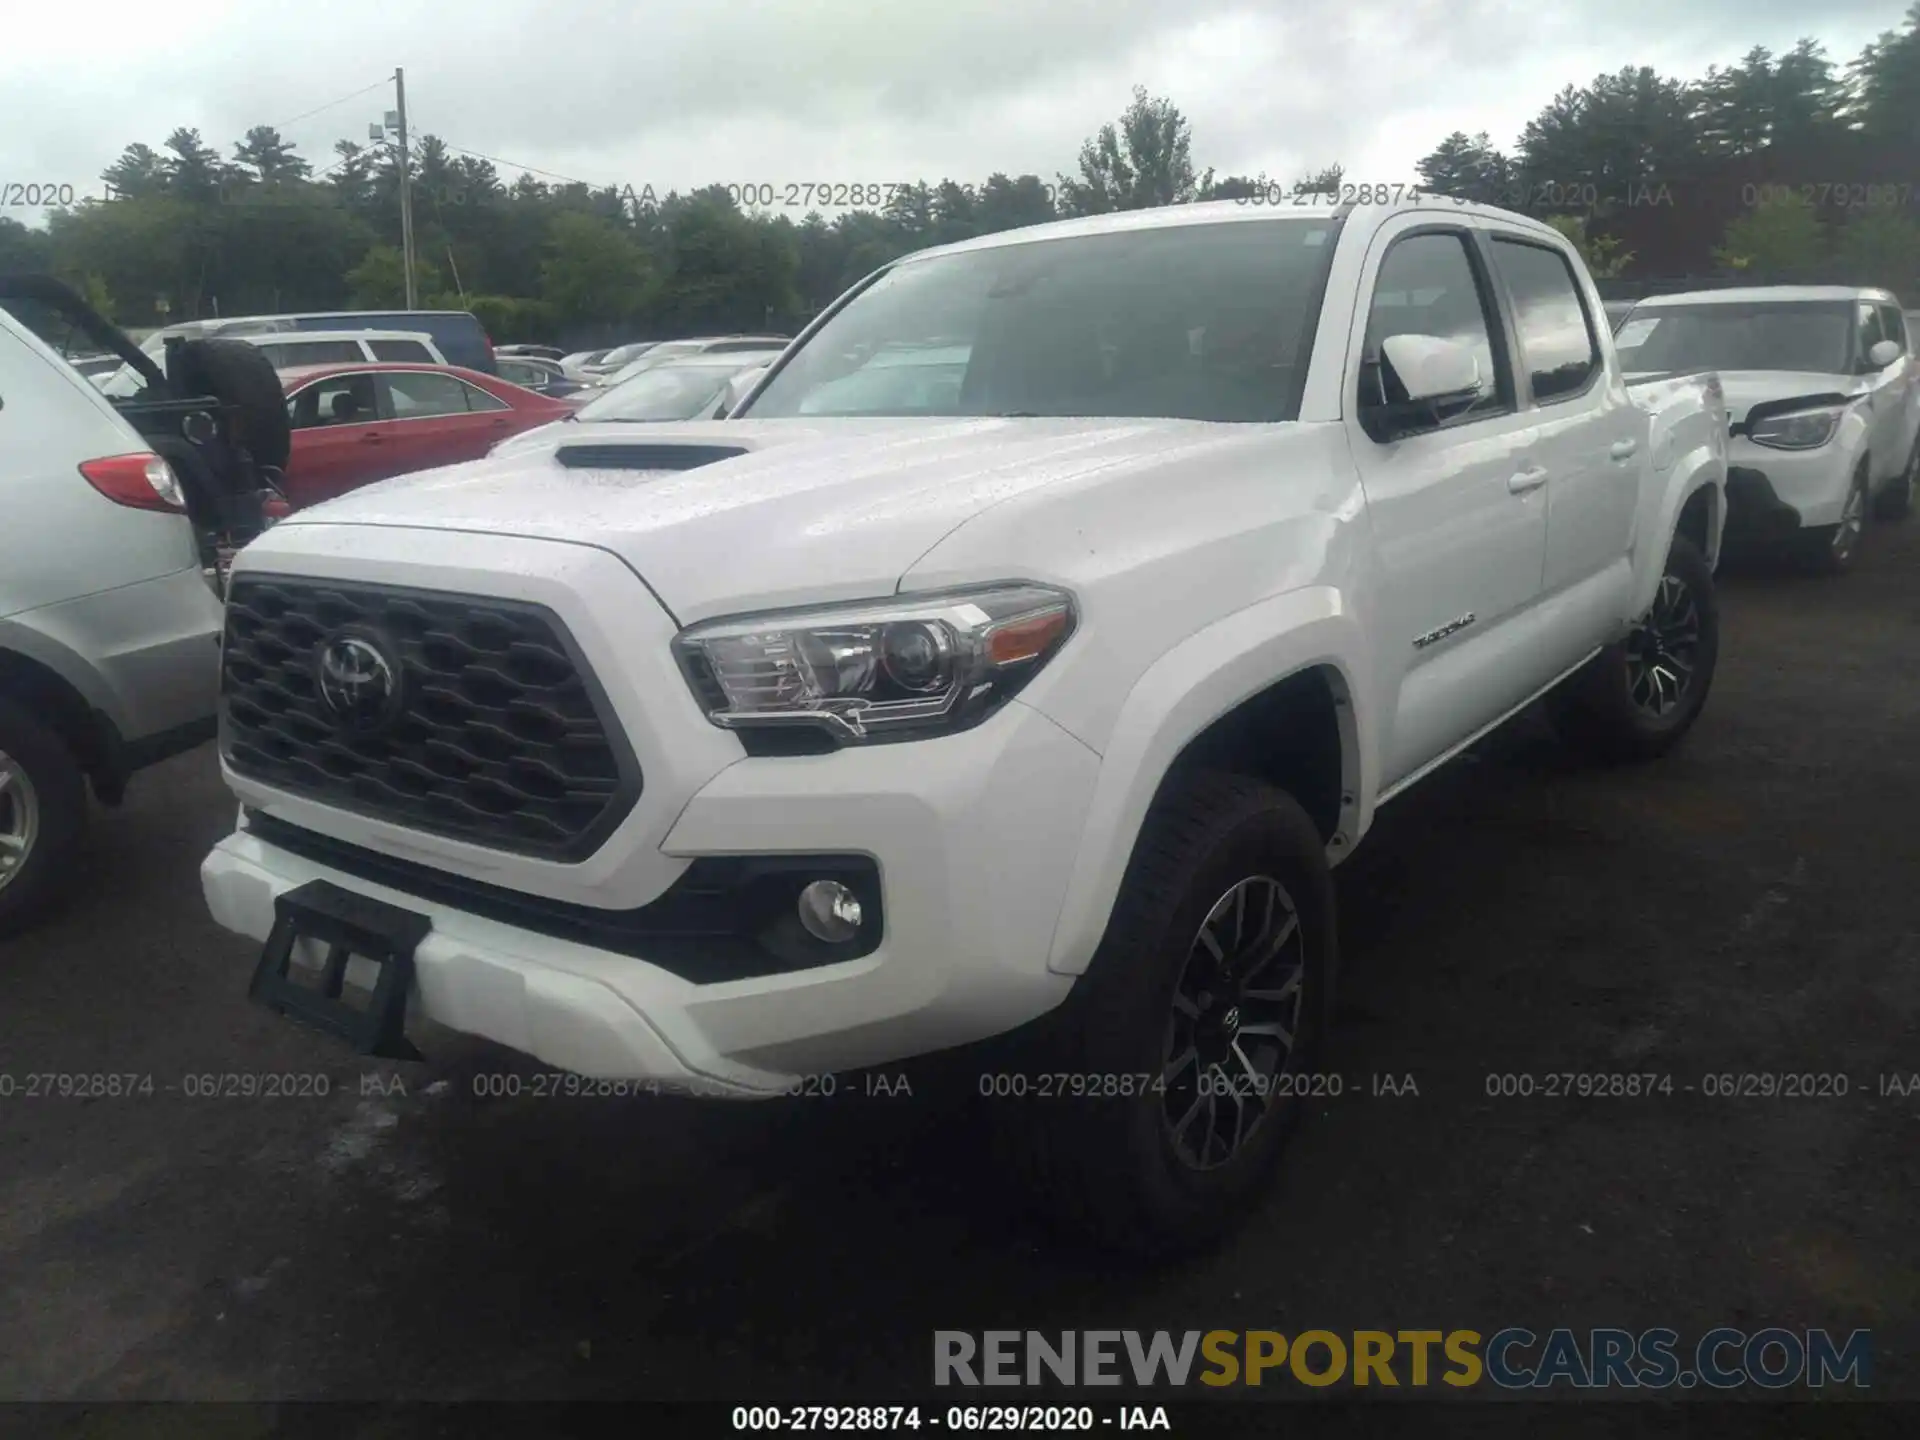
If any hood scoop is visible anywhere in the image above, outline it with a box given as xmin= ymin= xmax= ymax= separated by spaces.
xmin=554 ymin=442 xmax=748 ymax=472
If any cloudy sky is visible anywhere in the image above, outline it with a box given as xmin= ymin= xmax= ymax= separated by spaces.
xmin=1 ymin=0 xmax=1909 ymax=221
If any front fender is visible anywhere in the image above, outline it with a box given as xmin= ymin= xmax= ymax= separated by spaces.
xmin=1625 ymin=439 xmax=1725 ymax=623
xmin=1042 ymin=585 xmax=1373 ymax=977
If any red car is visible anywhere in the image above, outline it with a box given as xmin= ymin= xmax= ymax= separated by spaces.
xmin=276 ymin=362 xmax=572 ymax=509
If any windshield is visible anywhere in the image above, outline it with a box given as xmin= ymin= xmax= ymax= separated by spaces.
xmin=1614 ymin=302 xmax=1854 ymax=376
xmin=573 ymin=364 xmax=741 ymax=421
xmin=741 ymin=217 xmax=1339 ymax=422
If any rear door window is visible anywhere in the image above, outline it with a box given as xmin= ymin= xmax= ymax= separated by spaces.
xmin=1488 ymin=236 xmax=1601 ymax=402
xmin=369 ymin=338 xmax=434 ymax=362
xmin=382 ymin=371 xmax=474 ymax=418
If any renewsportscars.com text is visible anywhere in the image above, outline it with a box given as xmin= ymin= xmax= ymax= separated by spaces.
xmin=933 ymin=1328 xmax=1871 ymax=1390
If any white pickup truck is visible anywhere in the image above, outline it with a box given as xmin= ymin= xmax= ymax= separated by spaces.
xmin=202 ymin=197 xmax=1728 ymax=1253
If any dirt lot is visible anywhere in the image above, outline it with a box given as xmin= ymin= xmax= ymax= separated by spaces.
xmin=2 ymin=522 xmax=1917 ymax=1410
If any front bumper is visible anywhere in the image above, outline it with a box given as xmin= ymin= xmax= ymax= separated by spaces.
xmin=1723 ymin=436 xmax=1858 ymax=537
xmin=205 ymin=523 xmax=1100 ymax=1090
xmin=1722 ymin=465 xmax=1803 ymax=542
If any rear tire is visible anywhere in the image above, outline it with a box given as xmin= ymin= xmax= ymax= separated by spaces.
xmin=1547 ymin=534 xmax=1718 ymax=763
xmin=1002 ymin=772 xmax=1335 ymax=1257
xmin=174 ymin=338 xmax=291 ymax=471
xmin=0 ymin=700 xmax=88 ymax=938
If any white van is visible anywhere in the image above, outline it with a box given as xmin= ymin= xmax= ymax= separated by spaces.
xmin=102 ymin=331 xmax=446 ymax=395
xmin=246 ymin=329 xmax=447 ymax=370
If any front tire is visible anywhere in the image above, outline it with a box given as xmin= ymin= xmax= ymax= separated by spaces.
xmin=1547 ymin=534 xmax=1718 ymax=763
xmin=1803 ymin=469 xmax=1869 ymax=575
xmin=0 ymin=700 xmax=88 ymax=938
xmin=1005 ymin=772 xmax=1335 ymax=1257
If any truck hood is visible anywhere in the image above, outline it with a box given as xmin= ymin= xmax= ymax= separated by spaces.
xmin=273 ymin=416 xmax=1252 ymax=622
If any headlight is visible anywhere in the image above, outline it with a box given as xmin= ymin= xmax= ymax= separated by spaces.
xmin=1748 ymin=406 xmax=1843 ymax=450
xmin=673 ymin=584 xmax=1077 ymax=742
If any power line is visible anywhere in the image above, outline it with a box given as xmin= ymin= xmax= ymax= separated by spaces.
xmin=429 ymin=136 xmax=616 ymax=190
xmin=266 ymin=77 xmax=394 ymax=136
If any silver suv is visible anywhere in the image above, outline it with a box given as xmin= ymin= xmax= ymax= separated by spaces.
xmin=0 ymin=304 xmax=224 ymax=934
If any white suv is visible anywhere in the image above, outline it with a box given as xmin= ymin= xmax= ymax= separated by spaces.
xmin=1616 ymin=286 xmax=1920 ymax=572
xmin=203 ymin=198 xmax=1726 ymax=1251
xmin=0 ymin=305 xmax=224 ymax=933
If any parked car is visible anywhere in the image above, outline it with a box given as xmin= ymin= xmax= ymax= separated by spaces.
xmin=489 ymin=354 xmax=782 ymax=459
xmin=559 ymin=348 xmax=615 ymax=380
xmin=0 ymin=292 xmax=229 ymax=934
xmin=276 ymin=361 xmax=573 ymax=509
xmin=1615 ymin=286 xmax=1919 ymax=572
xmin=589 ymin=336 xmax=792 ymax=390
xmin=576 ymin=341 xmax=659 ymax=382
xmin=117 ymin=309 xmax=496 ymax=376
xmin=495 ymin=354 xmax=588 ymax=399
xmin=787 ymin=343 xmax=971 ymax=415
xmin=496 ymin=344 xmax=566 ymax=361
xmin=1 ymin=274 xmax=285 ymax=587
xmin=568 ymin=352 xmax=778 ymax=421
xmin=205 ymin=198 xmax=1727 ymax=1254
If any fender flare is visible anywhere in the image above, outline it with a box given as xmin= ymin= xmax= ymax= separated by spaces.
xmin=0 ymin=618 xmax=125 ymax=733
xmin=1042 ymin=585 xmax=1372 ymax=977
xmin=1626 ymin=442 xmax=1725 ymax=621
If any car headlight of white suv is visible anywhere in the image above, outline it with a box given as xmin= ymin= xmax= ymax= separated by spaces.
xmin=673 ymin=583 xmax=1076 ymax=742
xmin=1748 ymin=405 xmax=1844 ymax=450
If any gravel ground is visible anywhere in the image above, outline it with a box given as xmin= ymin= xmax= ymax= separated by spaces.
xmin=1 ymin=521 xmax=1916 ymax=1412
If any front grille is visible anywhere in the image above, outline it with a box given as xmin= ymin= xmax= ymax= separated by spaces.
xmin=221 ymin=575 xmax=640 ymax=859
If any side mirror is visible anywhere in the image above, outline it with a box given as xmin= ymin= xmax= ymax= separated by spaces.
xmin=1382 ymin=333 xmax=1484 ymax=403
xmin=1867 ymin=338 xmax=1903 ymax=370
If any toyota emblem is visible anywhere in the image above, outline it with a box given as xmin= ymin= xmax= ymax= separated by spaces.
xmin=315 ymin=632 xmax=403 ymax=733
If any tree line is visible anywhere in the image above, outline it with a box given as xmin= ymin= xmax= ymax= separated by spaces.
xmin=2 ymin=3 xmax=1916 ymax=344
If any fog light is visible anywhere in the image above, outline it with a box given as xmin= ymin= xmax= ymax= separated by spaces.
xmin=797 ymin=879 xmax=863 ymax=943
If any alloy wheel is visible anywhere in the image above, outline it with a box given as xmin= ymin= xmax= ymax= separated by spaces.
xmin=1625 ymin=571 xmax=1702 ymax=718
xmin=0 ymin=749 xmax=40 ymax=893
xmin=1832 ymin=481 xmax=1867 ymax=563
xmin=1160 ymin=874 xmax=1307 ymax=1170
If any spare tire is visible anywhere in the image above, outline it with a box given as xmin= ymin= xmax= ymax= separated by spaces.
xmin=174 ymin=338 xmax=292 ymax=471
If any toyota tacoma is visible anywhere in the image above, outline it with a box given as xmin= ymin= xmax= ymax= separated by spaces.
xmin=202 ymin=198 xmax=1729 ymax=1252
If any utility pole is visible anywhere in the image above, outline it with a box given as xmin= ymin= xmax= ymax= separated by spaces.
xmin=394 ymin=68 xmax=417 ymax=310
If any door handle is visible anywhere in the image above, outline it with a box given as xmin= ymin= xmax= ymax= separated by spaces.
xmin=1507 ymin=465 xmax=1549 ymax=495
xmin=359 ymin=432 xmax=383 ymax=444
xmin=1609 ymin=438 xmax=1638 ymax=461
xmin=490 ymin=417 xmax=511 ymax=428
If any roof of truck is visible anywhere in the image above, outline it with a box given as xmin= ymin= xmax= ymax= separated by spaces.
xmin=1632 ymin=286 xmax=1898 ymax=307
xmin=898 ymin=195 xmax=1566 ymax=265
